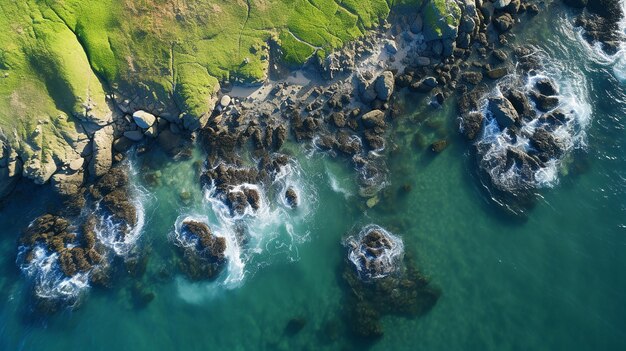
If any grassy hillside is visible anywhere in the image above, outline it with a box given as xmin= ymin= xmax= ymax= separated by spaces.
xmin=0 ymin=0 xmax=429 ymax=184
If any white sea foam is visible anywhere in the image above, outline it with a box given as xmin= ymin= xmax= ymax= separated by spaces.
xmin=176 ymin=158 xmax=316 ymax=301
xmin=94 ymin=185 xmax=147 ymax=257
xmin=17 ymin=245 xmax=90 ymax=302
xmin=345 ymin=224 xmax=404 ymax=280
xmin=475 ymin=49 xmax=592 ymax=192
xmin=568 ymin=0 xmax=626 ymax=82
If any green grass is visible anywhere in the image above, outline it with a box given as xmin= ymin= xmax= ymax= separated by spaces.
xmin=0 ymin=0 xmax=429 ymax=182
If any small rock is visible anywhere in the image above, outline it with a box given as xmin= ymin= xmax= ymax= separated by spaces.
xmin=220 ymin=95 xmax=232 ymax=107
xmin=431 ymin=140 xmax=449 ymax=153
xmin=366 ymin=196 xmax=379 ymax=208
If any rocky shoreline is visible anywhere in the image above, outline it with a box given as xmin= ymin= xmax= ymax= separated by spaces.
xmin=10 ymin=0 xmax=621 ymax=314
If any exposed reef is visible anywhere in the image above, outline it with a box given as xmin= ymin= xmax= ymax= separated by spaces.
xmin=563 ymin=0 xmax=625 ymax=55
xmin=341 ymin=225 xmax=440 ymax=339
xmin=172 ymin=220 xmax=227 ymax=281
xmin=17 ymin=164 xmax=144 ymax=310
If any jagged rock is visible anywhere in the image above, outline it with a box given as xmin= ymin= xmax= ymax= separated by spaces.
xmin=494 ymin=14 xmax=514 ymax=32
xmin=374 ymin=71 xmax=395 ymax=101
xmin=462 ymin=72 xmax=483 ymax=85
xmin=529 ymin=128 xmax=563 ymax=162
xmin=530 ymin=91 xmax=559 ymax=112
xmin=285 ymin=187 xmax=298 ymax=208
xmin=489 ymin=96 xmax=519 ymax=129
xmin=330 ymin=112 xmax=346 ymax=128
xmin=461 ymin=112 xmax=484 ymax=140
xmin=535 ymin=78 xmax=559 ymax=96
xmin=132 ymin=110 xmax=156 ymax=129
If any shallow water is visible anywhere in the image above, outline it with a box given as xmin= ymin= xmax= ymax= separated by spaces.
xmin=2 ymin=3 xmax=626 ymax=350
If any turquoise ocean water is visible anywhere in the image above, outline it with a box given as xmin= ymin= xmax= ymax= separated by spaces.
xmin=1 ymin=3 xmax=626 ymax=350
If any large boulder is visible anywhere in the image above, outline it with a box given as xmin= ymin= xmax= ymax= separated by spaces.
xmin=489 ymin=96 xmax=519 ymax=129
xmin=374 ymin=71 xmax=395 ymax=101
xmin=494 ymin=13 xmax=514 ymax=32
xmin=504 ymin=89 xmax=535 ymax=119
xmin=132 ymin=110 xmax=156 ymax=129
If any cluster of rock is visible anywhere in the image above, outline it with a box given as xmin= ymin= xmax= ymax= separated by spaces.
xmin=458 ymin=44 xmax=582 ymax=213
xmin=564 ymin=0 xmax=624 ymax=54
xmin=201 ymin=153 xmax=299 ymax=215
xmin=175 ymin=220 xmax=227 ymax=281
xmin=341 ymin=225 xmax=440 ymax=339
xmin=18 ymin=164 xmax=141 ymax=308
xmin=345 ymin=225 xmax=404 ymax=280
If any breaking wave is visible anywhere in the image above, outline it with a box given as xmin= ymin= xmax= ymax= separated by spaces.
xmin=17 ymin=245 xmax=90 ymax=303
xmin=345 ymin=224 xmax=404 ymax=280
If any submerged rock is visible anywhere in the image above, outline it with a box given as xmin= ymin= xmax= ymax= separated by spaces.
xmin=341 ymin=225 xmax=440 ymax=339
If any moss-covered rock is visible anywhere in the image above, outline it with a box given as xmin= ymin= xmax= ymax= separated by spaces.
xmin=421 ymin=0 xmax=462 ymax=41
